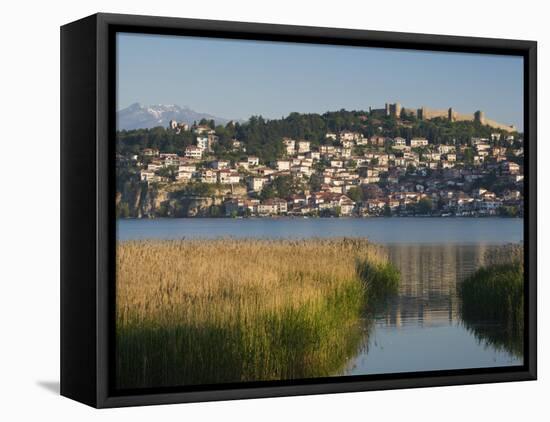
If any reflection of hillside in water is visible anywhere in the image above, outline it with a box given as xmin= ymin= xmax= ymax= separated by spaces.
xmin=378 ymin=244 xmax=493 ymax=328
xmin=344 ymin=243 xmax=523 ymax=375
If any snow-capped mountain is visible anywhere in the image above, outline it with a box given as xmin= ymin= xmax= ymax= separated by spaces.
xmin=117 ymin=103 xmax=232 ymax=130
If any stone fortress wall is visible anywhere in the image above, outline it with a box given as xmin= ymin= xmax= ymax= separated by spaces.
xmin=369 ymin=102 xmax=517 ymax=133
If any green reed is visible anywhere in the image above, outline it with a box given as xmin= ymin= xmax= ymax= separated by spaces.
xmin=116 ymin=238 xmax=399 ymax=389
xmin=459 ymin=258 xmax=524 ymax=357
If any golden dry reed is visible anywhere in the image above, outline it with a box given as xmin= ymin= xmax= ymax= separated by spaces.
xmin=483 ymin=243 xmax=524 ymax=267
xmin=116 ymin=238 xmax=391 ymax=389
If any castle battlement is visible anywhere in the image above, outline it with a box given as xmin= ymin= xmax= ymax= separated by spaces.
xmin=373 ymin=102 xmax=516 ymax=133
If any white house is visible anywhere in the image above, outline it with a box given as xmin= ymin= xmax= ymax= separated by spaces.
xmin=282 ymin=138 xmax=296 ymax=155
xmin=306 ymin=151 xmax=320 ymax=160
xmin=319 ymin=145 xmax=336 ymax=155
xmin=184 ymin=146 xmax=203 ymax=159
xmin=341 ymin=148 xmax=352 ymax=158
xmin=501 ymin=161 xmax=520 ymax=174
xmin=147 ymin=161 xmax=162 ymax=171
xmin=438 ymin=144 xmax=456 ymax=154
xmin=211 ymin=160 xmax=230 ymax=169
xmin=142 ymin=148 xmax=159 ymax=157
xmin=393 ymin=137 xmax=406 ymax=147
xmin=236 ymin=161 xmax=249 ymax=170
xmin=340 ymin=131 xmax=360 ymax=142
xmin=369 ymin=136 xmax=386 ymax=147
xmin=218 ymin=170 xmax=240 ymax=184
xmin=297 ymin=140 xmax=311 ymax=153
xmin=176 ymin=170 xmax=193 ymax=182
xmin=178 ymin=160 xmax=196 ymax=172
xmin=257 ymin=198 xmax=287 ymax=215
xmin=291 ymin=165 xmax=312 ymax=177
xmin=341 ymin=139 xmax=354 ymax=149
xmin=140 ymin=169 xmax=158 ymax=182
xmin=200 ymin=169 xmax=217 ymax=184
xmin=410 ymin=138 xmax=429 ymax=148
xmin=231 ymin=139 xmax=245 ymax=151
xmin=160 ymin=153 xmax=179 ymax=166
xmin=247 ymin=176 xmax=267 ymax=192
xmin=276 ymin=160 xmax=291 ymax=171
xmin=196 ymin=136 xmax=209 ymax=151
xmin=193 ymin=125 xmax=213 ymax=135
xmin=339 ymin=196 xmax=356 ymax=216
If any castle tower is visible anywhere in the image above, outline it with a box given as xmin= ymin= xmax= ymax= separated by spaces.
xmin=474 ymin=110 xmax=486 ymax=125
xmin=448 ymin=108 xmax=455 ymax=122
xmin=394 ymin=103 xmax=402 ymax=118
xmin=418 ymin=107 xmax=426 ymax=120
xmin=385 ymin=103 xmax=390 ymax=116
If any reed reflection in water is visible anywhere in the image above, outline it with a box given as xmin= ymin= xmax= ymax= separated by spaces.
xmin=345 ymin=243 xmax=523 ymax=376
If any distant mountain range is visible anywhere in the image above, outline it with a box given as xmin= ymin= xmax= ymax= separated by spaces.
xmin=117 ymin=103 xmax=233 ymax=130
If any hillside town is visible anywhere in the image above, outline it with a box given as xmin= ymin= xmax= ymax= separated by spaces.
xmin=117 ymin=118 xmax=524 ymax=218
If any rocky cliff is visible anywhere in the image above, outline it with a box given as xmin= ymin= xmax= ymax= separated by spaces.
xmin=117 ymin=181 xmax=246 ymax=218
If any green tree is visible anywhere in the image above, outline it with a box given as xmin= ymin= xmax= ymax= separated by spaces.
xmin=416 ymin=197 xmax=433 ymax=215
xmin=265 ymin=175 xmax=304 ymax=199
xmin=463 ymin=147 xmax=474 ymax=165
xmin=347 ymin=187 xmax=363 ymax=203
xmin=260 ymin=184 xmax=276 ymax=200
xmin=309 ymin=174 xmax=322 ymax=192
xmin=209 ymin=205 xmax=222 ymax=217
xmin=272 ymin=176 xmax=293 ymax=198
xmin=157 ymin=165 xmax=178 ymax=181
xmin=116 ymin=201 xmax=130 ymax=218
xmin=499 ymin=205 xmax=518 ymax=217
xmin=172 ymin=182 xmax=214 ymax=198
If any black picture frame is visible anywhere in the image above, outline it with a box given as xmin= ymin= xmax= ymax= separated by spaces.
xmin=60 ymin=12 xmax=537 ymax=408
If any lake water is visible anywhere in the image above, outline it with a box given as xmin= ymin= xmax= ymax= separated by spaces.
xmin=117 ymin=217 xmax=524 ymax=375
xmin=117 ymin=217 xmax=523 ymax=244
xmin=345 ymin=243 xmax=522 ymax=375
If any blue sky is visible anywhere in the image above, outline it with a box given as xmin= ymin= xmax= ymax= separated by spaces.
xmin=117 ymin=32 xmax=524 ymax=130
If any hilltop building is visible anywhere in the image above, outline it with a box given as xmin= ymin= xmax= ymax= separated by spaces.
xmin=169 ymin=120 xmax=190 ymax=134
xmin=369 ymin=102 xmax=516 ymax=133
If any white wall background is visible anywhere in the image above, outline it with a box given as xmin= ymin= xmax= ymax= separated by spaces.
xmin=1 ymin=0 xmax=546 ymax=419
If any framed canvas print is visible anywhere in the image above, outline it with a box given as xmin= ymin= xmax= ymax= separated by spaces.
xmin=60 ymin=13 xmax=537 ymax=408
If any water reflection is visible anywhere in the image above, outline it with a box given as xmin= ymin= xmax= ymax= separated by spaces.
xmin=461 ymin=319 xmax=524 ymax=359
xmin=381 ymin=244 xmax=491 ymax=327
xmin=346 ymin=244 xmax=523 ymax=376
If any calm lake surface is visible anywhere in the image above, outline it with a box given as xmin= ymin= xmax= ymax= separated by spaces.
xmin=117 ymin=217 xmax=523 ymax=244
xmin=117 ymin=217 xmax=524 ymax=374
xmin=344 ymin=243 xmax=522 ymax=375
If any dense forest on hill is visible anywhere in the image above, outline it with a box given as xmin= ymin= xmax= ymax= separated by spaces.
xmin=116 ymin=110 xmax=521 ymax=163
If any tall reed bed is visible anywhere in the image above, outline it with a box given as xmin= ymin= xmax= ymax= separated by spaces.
xmin=459 ymin=244 xmax=524 ymax=357
xmin=116 ymin=238 xmax=393 ymax=389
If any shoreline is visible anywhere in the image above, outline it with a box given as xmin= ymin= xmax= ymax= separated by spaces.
xmin=116 ymin=215 xmax=524 ymax=221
